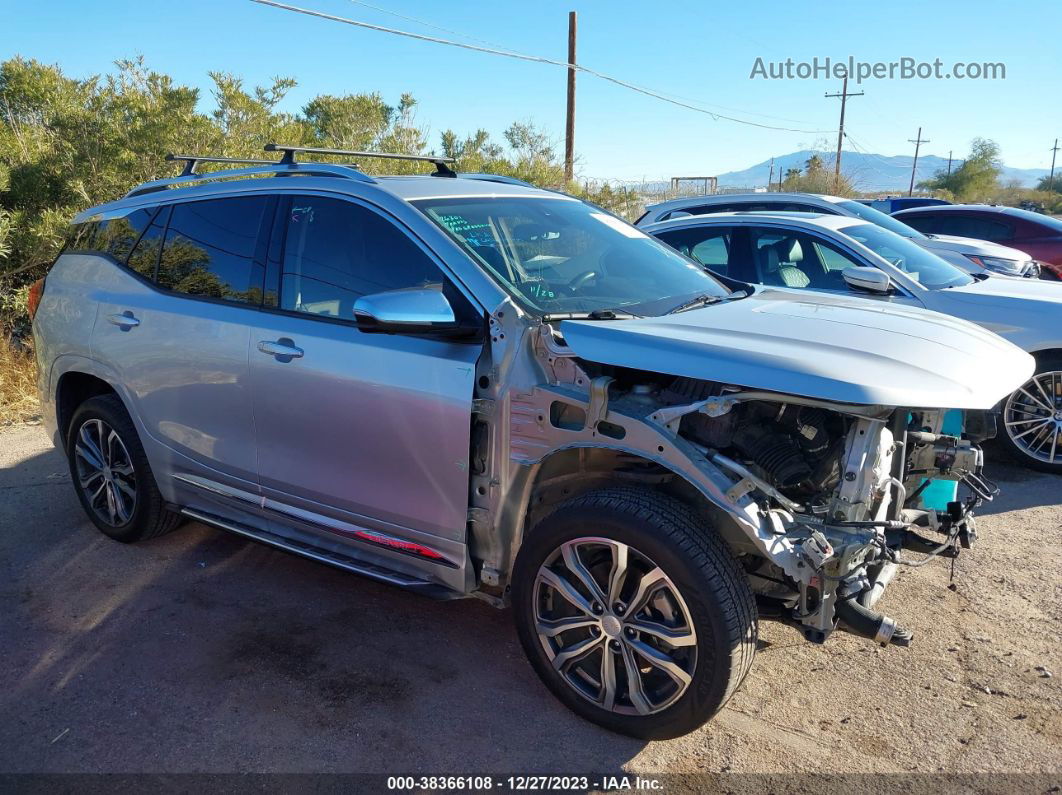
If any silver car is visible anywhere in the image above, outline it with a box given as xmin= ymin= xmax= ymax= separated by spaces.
xmin=637 ymin=192 xmax=1041 ymax=278
xmin=644 ymin=211 xmax=1062 ymax=472
xmin=31 ymin=146 xmax=1032 ymax=739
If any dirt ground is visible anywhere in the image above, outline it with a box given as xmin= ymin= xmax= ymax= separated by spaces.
xmin=0 ymin=423 xmax=1059 ymax=788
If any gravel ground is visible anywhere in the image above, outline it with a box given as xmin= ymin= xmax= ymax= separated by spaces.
xmin=0 ymin=423 xmax=1059 ymax=788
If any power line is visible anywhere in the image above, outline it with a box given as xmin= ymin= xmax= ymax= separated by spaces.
xmin=249 ymin=0 xmax=835 ymax=134
xmin=345 ymin=0 xmax=506 ymax=48
xmin=355 ymin=0 xmax=819 ymax=127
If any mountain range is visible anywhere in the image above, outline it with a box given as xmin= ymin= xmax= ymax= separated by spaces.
xmin=713 ymin=150 xmax=1050 ymax=192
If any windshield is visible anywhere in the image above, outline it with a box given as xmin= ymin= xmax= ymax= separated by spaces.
xmin=837 ymin=200 xmax=927 ymax=240
xmin=412 ymin=196 xmax=729 ymax=316
xmin=839 ymin=223 xmax=974 ymax=289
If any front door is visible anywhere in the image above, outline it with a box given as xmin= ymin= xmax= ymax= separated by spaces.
xmin=743 ymin=225 xmax=923 ymax=308
xmin=248 ymin=194 xmax=481 ymax=580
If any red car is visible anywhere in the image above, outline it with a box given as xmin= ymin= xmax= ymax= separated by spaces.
xmin=893 ymin=205 xmax=1062 ymax=280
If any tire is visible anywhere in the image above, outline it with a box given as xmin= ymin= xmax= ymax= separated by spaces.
xmin=997 ymin=353 xmax=1062 ymax=473
xmin=66 ymin=394 xmax=183 ymax=542
xmin=512 ymin=486 xmax=757 ymax=739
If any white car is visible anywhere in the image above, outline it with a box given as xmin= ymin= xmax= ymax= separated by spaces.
xmin=637 ymin=193 xmax=1041 ymax=279
xmin=644 ymin=211 xmax=1062 ymax=472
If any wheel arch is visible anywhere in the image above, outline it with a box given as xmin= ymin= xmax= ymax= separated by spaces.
xmin=498 ymin=444 xmax=757 ymax=583
xmin=55 ymin=370 xmax=123 ymax=452
xmin=1028 ymin=347 xmax=1062 ymax=368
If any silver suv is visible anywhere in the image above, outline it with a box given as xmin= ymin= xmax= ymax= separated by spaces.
xmin=31 ymin=146 xmax=1032 ymax=739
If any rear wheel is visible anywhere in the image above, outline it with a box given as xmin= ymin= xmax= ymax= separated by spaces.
xmin=999 ymin=354 xmax=1062 ymax=473
xmin=67 ymin=395 xmax=182 ymax=542
xmin=512 ymin=487 xmax=757 ymax=739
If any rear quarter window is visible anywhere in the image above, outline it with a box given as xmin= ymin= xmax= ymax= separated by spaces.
xmin=98 ymin=207 xmax=159 ymax=263
xmin=64 ymin=207 xmax=159 ymax=267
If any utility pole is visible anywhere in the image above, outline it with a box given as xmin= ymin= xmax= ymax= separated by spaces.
xmin=907 ymin=127 xmax=929 ymax=197
xmin=824 ymin=77 xmax=863 ymax=192
xmin=563 ymin=11 xmax=577 ymax=184
xmin=946 ymin=150 xmax=953 ymax=176
xmin=768 ymin=158 xmax=775 ymax=192
xmin=1050 ymin=138 xmax=1060 ymax=190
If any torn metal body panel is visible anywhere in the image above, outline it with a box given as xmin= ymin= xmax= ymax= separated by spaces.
xmin=466 ymin=297 xmax=1022 ymax=646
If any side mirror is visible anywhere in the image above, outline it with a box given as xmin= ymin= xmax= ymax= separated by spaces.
xmin=353 ymin=287 xmax=458 ymax=333
xmin=842 ymin=266 xmax=892 ymax=294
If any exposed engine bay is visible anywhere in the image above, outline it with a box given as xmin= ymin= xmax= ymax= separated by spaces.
xmin=515 ymin=331 xmax=999 ymax=649
xmin=622 ymin=373 xmax=995 ymax=646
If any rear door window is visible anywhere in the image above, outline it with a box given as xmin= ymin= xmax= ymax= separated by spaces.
xmin=958 ymin=216 xmax=1014 ymax=241
xmin=157 ymin=197 xmax=269 ymax=303
xmin=900 ymin=214 xmax=946 ymax=234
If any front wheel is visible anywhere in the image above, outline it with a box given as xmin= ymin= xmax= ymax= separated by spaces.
xmin=998 ymin=354 xmax=1062 ymax=473
xmin=512 ymin=487 xmax=757 ymax=739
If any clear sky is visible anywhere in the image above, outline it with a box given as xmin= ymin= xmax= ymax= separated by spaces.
xmin=5 ymin=0 xmax=1061 ymax=181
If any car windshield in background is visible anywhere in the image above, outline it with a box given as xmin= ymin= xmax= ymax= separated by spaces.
xmin=837 ymin=200 xmax=927 ymax=240
xmin=413 ymin=196 xmax=729 ymax=316
xmin=839 ymin=223 xmax=974 ymax=289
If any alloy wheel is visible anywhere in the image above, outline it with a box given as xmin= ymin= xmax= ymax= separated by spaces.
xmin=1004 ymin=371 xmax=1062 ymax=465
xmin=533 ymin=537 xmax=698 ymax=716
xmin=74 ymin=418 xmax=138 ymax=526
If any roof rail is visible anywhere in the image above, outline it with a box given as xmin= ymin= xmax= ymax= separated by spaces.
xmin=165 ymin=153 xmax=277 ymax=177
xmin=124 ymin=158 xmax=376 ymax=199
xmin=457 ymin=173 xmax=536 ymax=188
xmin=264 ymin=143 xmax=457 ymax=177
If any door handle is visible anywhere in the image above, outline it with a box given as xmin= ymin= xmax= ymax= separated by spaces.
xmin=257 ymin=338 xmax=304 ymax=361
xmin=107 ymin=312 xmax=140 ymax=329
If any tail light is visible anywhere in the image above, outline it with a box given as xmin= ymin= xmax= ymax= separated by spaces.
xmin=27 ymin=277 xmax=46 ymax=321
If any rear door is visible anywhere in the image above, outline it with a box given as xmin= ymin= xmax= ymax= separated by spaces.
xmin=92 ymin=195 xmax=272 ymax=488
xmin=247 ymin=193 xmax=482 ymax=585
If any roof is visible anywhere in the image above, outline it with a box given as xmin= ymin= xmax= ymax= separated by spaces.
xmin=73 ymin=168 xmax=568 ymax=223
xmin=375 ymin=175 xmax=573 ymax=201
xmin=893 ymin=204 xmax=1025 ymax=216
xmin=642 ymin=210 xmax=870 ymax=233
xmin=646 ymin=192 xmax=847 ymax=212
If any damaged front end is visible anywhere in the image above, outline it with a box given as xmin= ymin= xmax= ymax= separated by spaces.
xmin=624 ymin=376 xmax=995 ymax=647
xmin=503 ymin=322 xmax=1000 ymax=650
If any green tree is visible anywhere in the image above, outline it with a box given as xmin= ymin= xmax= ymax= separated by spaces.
xmin=779 ymin=153 xmax=854 ymax=195
xmin=919 ymin=138 xmax=1002 ymax=201
xmin=1036 ymin=172 xmax=1061 ymax=194
xmin=0 ymin=57 xmax=629 ymax=333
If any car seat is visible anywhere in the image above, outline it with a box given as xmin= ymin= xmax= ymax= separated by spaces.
xmin=759 ymin=239 xmax=810 ymax=288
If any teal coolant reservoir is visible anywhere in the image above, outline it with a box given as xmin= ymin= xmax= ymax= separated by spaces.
xmin=918 ymin=409 xmax=963 ymax=511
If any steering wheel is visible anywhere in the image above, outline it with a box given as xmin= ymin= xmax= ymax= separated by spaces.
xmin=566 ymin=270 xmax=598 ymax=292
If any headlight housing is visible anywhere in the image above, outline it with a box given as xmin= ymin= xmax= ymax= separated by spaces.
xmin=964 ymin=254 xmax=1025 ymax=274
